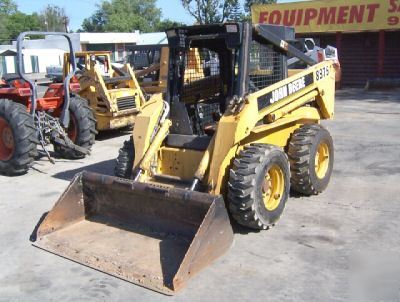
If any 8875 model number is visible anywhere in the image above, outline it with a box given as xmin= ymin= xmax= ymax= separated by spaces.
xmin=316 ymin=66 xmax=329 ymax=81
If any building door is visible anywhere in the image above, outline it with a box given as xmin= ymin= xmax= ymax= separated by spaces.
xmin=31 ymin=55 xmax=39 ymax=73
xmin=0 ymin=56 xmax=5 ymax=77
xmin=340 ymin=33 xmax=379 ymax=86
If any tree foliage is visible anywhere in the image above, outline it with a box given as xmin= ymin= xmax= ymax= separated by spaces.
xmin=6 ymin=12 xmax=41 ymax=37
xmin=155 ymin=19 xmax=186 ymax=32
xmin=0 ymin=0 xmax=42 ymax=44
xmin=39 ymin=5 xmax=69 ymax=32
xmin=0 ymin=1 xmax=70 ymax=44
xmin=241 ymin=0 xmax=276 ymax=21
xmin=0 ymin=0 xmax=17 ymax=15
xmin=81 ymin=0 xmax=161 ymax=33
xmin=180 ymin=0 xmax=240 ymax=24
xmin=244 ymin=0 xmax=276 ymax=14
xmin=228 ymin=1 xmax=243 ymax=21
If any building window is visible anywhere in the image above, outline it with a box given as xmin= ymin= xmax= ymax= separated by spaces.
xmin=116 ymin=43 xmax=125 ymax=62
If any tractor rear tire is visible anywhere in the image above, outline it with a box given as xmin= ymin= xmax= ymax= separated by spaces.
xmin=0 ymin=99 xmax=38 ymax=175
xmin=288 ymin=124 xmax=334 ymax=195
xmin=228 ymin=144 xmax=290 ymax=230
xmin=114 ymin=136 xmax=135 ymax=179
xmin=54 ymin=96 xmax=96 ymax=159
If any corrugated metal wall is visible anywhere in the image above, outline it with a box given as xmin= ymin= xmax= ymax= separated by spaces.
xmin=301 ymin=31 xmax=399 ymax=87
xmin=384 ymin=31 xmax=400 ymax=78
xmin=340 ymin=33 xmax=379 ymax=86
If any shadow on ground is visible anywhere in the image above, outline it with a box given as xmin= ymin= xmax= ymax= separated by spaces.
xmin=96 ymin=128 xmax=132 ymax=141
xmin=336 ymin=88 xmax=400 ymax=103
xmin=29 ymin=211 xmax=49 ymax=242
xmin=52 ymin=159 xmax=115 ymax=181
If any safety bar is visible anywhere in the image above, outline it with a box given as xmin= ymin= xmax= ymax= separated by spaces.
xmin=17 ymin=32 xmax=77 ymax=128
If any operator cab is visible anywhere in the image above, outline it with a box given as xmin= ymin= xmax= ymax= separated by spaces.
xmin=165 ymin=22 xmax=294 ymax=150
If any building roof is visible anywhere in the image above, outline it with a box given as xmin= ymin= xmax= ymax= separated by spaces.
xmin=76 ymin=32 xmax=140 ymax=44
xmin=0 ymin=49 xmax=17 ymax=56
xmin=137 ymin=32 xmax=167 ymax=45
xmin=0 ymin=48 xmax=65 ymax=56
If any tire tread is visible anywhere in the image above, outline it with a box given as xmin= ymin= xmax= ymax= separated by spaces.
xmin=0 ymin=99 xmax=37 ymax=175
xmin=228 ymin=144 xmax=287 ymax=230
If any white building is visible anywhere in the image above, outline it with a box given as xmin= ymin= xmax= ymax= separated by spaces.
xmin=78 ymin=32 xmax=140 ymax=61
xmin=0 ymin=31 xmax=166 ymax=77
xmin=0 ymin=48 xmax=65 ymax=75
xmin=137 ymin=32 xmax=167 ymax=45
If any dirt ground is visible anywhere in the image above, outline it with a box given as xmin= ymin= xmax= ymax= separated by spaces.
xmin=0 ymin=88 xmax=399 ymax=302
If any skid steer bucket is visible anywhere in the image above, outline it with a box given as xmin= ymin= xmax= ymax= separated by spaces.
xmin=33 ymin=171 xmax=233 ymax=295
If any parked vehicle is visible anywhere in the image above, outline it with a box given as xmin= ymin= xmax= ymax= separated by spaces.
xmin=0 ymin=32 xmax=96 ymax=175
xmin=34 ymin=23 xmax=337 ymax=294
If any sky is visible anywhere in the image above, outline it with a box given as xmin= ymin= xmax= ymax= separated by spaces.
xmin=14 ymin=0 xmax=296 ymax=32
xmin=14 ymin=0 xmax=196 ymax=31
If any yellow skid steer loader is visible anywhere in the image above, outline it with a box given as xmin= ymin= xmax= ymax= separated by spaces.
xmin=33 ymin=23 xmax=337 ymax=294
xmin=128 ymin=45 xmax=170 ymax=94
xmin=63 ymin=51 xmax=146 ymax=131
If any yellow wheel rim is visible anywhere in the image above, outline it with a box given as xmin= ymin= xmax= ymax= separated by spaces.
xmin=315 ymin=142 xmax=330 ymax=179
xmin=262 ymin=164 xmax=285 ymax=211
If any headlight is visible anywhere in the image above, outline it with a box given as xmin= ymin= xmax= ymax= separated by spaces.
xmin=225 ymin=24 xmax=238 ymax=33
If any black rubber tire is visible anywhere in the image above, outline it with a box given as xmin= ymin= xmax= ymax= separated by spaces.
xmin=0 ymin=99 xmax=38 ymax=175
xmin=114 ymin=136 xmax=135 ymax=179
xmin=228 ymin=144 xmax=290 ymax=230
xmin=54 ymin=96 xmax=96 ymax=159
xmin=288 ymin=124 xmax=334 ymax=195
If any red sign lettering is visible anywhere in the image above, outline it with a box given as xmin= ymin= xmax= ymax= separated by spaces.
xmin=337 ymin=6 xmax=349 ymax=24
xmin=317 ymin=7 xmax=336 ymax=25
xmin=283 ymin=10 xmax=296 ymax=26
xmin=349 ymin=5 xmax=365 ymax=23
xmin=259 ymin=11 xmax=269 ymax=23
xmin=270 ymin=10 xmax=282 ymax=24
xmin=304 ymin=8 xmax=318 ymax=25
xmin=366 ymin=3 xmax=380 ymax=22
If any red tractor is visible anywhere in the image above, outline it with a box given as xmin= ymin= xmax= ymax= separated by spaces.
xmin=0 ymin=32 xmax=96 ymax=176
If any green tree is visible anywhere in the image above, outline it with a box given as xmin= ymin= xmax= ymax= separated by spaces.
xmin=0 ymin=0 xmax=16 ymax=43
xmin=0 ymin=17 xmax=8 ymax=44
xmin=0 ymin=0 xmax=17 ymax=15
xmin=155 ymin=19 xmax=185 ymax=32
xmin=0 ymin=1 xmax=43 ymax=44
xmin=228 ymin=1 xmax=243 ymax=21
xmin=243 ymin=0 xmax=276 ymax=21
xmin=244 ymin=0 xmax=276 ymax=14
xmin=80 ymin=9 xmax=105 ymax=32
xmin=39 ymin=5 xmax=69 ymax=32
xmin=4 ymin=12 xmax=41 ymax=40
xmin=81 ymin=0 xmax=161 ymax=33
xmin=180 ymin=0 xmax=240 ymax=24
